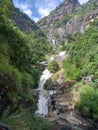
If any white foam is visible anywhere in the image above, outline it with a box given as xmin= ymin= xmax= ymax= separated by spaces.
xmin=35 ymin=68 xmax=52 ymax=116
xmin=58 ymin=51 xmax=66 ymax=57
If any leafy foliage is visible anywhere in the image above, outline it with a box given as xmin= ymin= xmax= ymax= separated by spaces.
xmin=27 ymin=31 xmax=53 ymax=64
xmin=77 ymin=86 xmax=98 ymax=120
xmin=48 ymin=60 xmax=60 ymax=73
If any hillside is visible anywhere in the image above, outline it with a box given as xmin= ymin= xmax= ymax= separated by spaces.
xmin=0 ymin=0 xmax=52 ymax=129
xmin=13 ymin=8 xmax=39 ymax=33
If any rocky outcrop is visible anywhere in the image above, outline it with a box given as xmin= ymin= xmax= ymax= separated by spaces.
xmin=48 ymin=83 xmax=98 ymax=130
xmin=51 ymin=9 xmax=98 ymax=44
xmin=66 ymin=8 xmax=98 ymax=34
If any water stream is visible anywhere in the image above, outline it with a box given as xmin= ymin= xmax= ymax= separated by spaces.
xmin=35 ymin=68 xmax=52 ymax=116
xmin=35 ymin=51 xmax=66 ymax=117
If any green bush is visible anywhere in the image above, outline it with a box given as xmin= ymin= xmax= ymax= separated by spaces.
xmin=48 ymin=60 xmax=60 ymax=73
xmin=63 ymin=59 xmax=82 ymax=81
xmin=2 ymin=108 xmax=51 ymax=130
xmin=77 ymin=85 xmax=98 ymax=120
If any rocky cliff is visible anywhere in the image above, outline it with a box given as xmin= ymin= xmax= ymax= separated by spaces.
xmin=38 ymin=0 xmax=80 ymax=30
xmin=65 ymin=8 xmax=98 ymax=34
xmin=11 ymin=0 xmax=39 ymax=33
xmin=37 ymin=0 xmax=98 ymax=44
xmin=13 ymin=8 xmax=39 ymax=33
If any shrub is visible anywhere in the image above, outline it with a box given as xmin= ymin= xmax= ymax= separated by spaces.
xmin=77 ymin=85 xmax=98 ymax=120
xmin=48 ymin=60 xmax=60 ymax=73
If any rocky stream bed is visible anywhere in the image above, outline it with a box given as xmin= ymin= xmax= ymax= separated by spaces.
xmin=36 ymin=51 xmax=98 ymax=130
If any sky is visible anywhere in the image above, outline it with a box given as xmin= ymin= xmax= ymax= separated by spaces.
xmin=13 ymin=0 xmax=89 ymax=22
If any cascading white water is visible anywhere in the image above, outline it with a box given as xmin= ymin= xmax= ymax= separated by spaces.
xmin=35 ymin=51 xmax=66 ymax=117
xmin=35 ymin=68 xmax=52 ymax=116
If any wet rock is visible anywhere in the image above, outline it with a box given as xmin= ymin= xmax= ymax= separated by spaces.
xmin=47 ymin=81 xmax=90 ymax=130
xmin=45 ymin=78 xmax=58 ymax=90
xmin=45 ymin=69 xmax=65 ymax=90
xmin=57 ymin=113 xmax=88 ymax=130
xmin=46 ymin=79 xmax=98 ymax=130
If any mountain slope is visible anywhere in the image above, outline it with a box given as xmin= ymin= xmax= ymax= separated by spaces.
xmin=12 ymin=8 xmax=39 ymax=33
xmin=38 ymin=0 xmax=81 ymax=30
xmin=37 ymin=0 xmax=98 ymax=44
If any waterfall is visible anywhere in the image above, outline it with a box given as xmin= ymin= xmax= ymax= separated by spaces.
xmin=81 ymin=22 xmax=84 ymax=34
xmin=35 ymin=68 xmax=52 ymax=116
xmin=52 ymin=39 xmax=56 ymax=45
xmin=35 ymin=51 xmax=66 ymax=117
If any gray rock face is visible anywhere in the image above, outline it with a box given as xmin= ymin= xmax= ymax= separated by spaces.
xmin=38 ymin=0 xmax=80 ymax=30
xmin=66 ymin=16 xmax=84 ymax=34
xmin=37 ymin=0 xmax=81 ymax=43
xmin=66 ymin=9 xmax=98 ymax=35
xmin=38 ymin=0 xmax=98 ymax=45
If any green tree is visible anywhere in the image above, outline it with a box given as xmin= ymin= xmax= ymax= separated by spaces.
xmin=48 ymin=60 xmax=60 ymax=73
